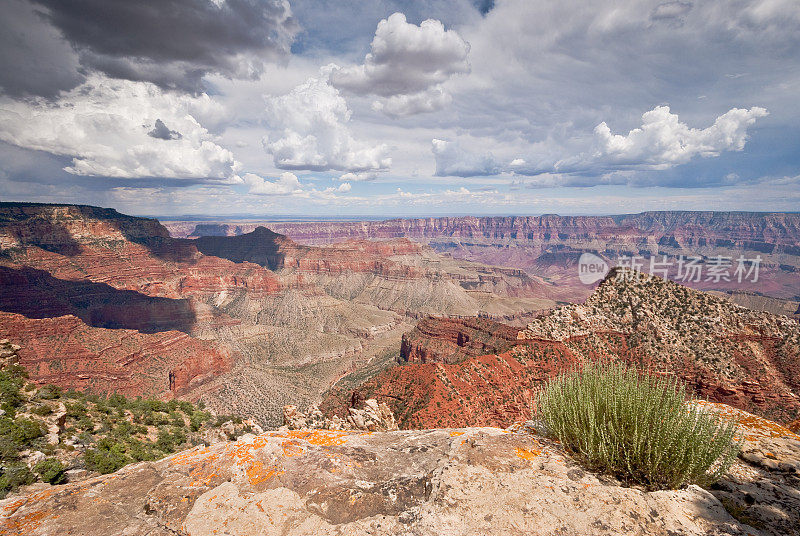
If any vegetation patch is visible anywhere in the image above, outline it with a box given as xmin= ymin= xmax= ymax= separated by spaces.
xmin=536 ymin=361 xmax=741 ymax=490
xmin=0 ymin=363 xmax=252 ymax=498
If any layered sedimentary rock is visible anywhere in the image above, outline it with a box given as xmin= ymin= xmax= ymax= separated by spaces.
xmin=399 ymin=316 xmax=520 ymax=364
xmin=0 ymin=203 xmax=556 ymax=424
xmin=2 ymin=402 xmax=797 ymax=536
xmin=0 ymin=312 xmax=231 ymax=397
xmin=165 ymin=211 xmax=800 ymax=308
xmin=342 ymin=269 xmax=800 ymax=429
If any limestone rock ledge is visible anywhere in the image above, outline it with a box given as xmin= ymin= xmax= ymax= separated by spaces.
xmin=1 ymin=406 xmax=797 ymax=536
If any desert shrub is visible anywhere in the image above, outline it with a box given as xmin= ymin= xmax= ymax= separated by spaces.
xmin=84 ymin=439 xmax=130 ymax=474
xmin=31 ymin=404 xmax=53 ymax=416
xmin=36 ymin=384 xmax=62 ymax=400
xmin=33 ymin=458 xmax=66 ymax=485
xmin=536 ymin=361 xmax=741 ymax=490
xmin=189 ymin=410 xmax=211 ymax=432
xmin=0 ymin=463 xmax=34 ymax=498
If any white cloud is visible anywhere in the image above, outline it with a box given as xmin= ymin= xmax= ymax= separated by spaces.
xmin=263 ymin=73 xmax=391 ymax=172
xmin=330 ymin=13 xmax=470 ymax=116
xmin=371 ymin=85 xmax=453 ymax=117
xmin=435 ymin=105 xmax=768 ymax=182
xmin=0 ymin=74 xmax=238 ymax=180
xmin=431 ymin=138 xmax=501 ymax=177
xmin=339 ymin=171 xmax=377 ymax=182
xmin=243 ymin=171 xmax=302 ymax=195
xmin=336 ymin=182 xmax=352 ymax=192
xmin=591 ymin=105 xmax=769 ymax=168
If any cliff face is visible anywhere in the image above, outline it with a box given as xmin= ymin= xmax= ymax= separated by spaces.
xmin=2 ymin=403 xmax=798 ymax=536
xmin=399 ymin=316 xmax=520 ymax=364
xmin=345 ymin=269 xmax=800 ymax=429
xmin=168 ymin=212 xmax=800 ymax=249
xmin=166 ymin=211 xmax=800 ymax=306
xmin=0 ymin=312 xmax=231 ymax=397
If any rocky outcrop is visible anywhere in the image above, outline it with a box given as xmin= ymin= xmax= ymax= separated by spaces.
xmin=519 ymin=268 xmax=800 ymax=423
xmin=2 ymin=401 xmax=797 ymax=536
xmin=345 ymin=269 xmax=800 ymax=429
xmin=283 ymin=398 xmax=397 ymax=432
xmin=399 ymin=316 xmax=521 ymax=364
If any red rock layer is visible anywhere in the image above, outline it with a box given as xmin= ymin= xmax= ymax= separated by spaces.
xmin=340 ymin=283 xmax=800 ymax=428
xmin=0 ymin=312 xmax=231 ymax=398
xmin=399 ymin=316 xmax=520 ymax=364
xmin=196 ymin=212 xmax=800 ymax=250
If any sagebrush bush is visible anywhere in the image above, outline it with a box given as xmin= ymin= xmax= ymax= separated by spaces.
xmin=536 ymin=361 xmax=741 ymax=490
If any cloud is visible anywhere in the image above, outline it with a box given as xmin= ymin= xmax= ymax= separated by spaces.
xmin=431 ymin=138 xmax=501 ymax=177
xmin=29 ymin=0 xmax=299 ymax=92
xmin=0 ymin=74 xmax=239 ymax=180
xmin=0 ymin=0 xmax=83 ymax=98
xmin=263 ymin=73 xmax=391 ymax=172
xmin=329 ymin=13 xmax=470 ymax=116
xmin=591 ymin=105 xmax=769 ymax=169
xmin=339 ymin=171 xmax=377 ymax=182
xmin=242 ymin=171 xmax=302 ymax=195
xmin=148 ymin=119 xmax=182 ymax=141
xmin=650 ymin=1 xmax=693 ymax=25
xmin=437 ymin=105 xmax=768 ymax=182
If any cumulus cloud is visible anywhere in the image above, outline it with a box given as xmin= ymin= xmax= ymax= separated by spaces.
xmin=591 ymin=105 xmax=769 ymax=169
xmin=0 ymin=74 xmax=239 ymax=180
xmin=431 ymin=138 xmax=501 ymax=177
xmin=263 ymin=73 xmax=391 ymax=172
xmin=29 ymin=0 xmax=299 ymax=92
xmin=329 ymin=13 xmax=470 ymax=116
xmin=435 ymin=105 xmax=768 ymax=182
xmin=242 ymin=171 xmax=302 ymax=195
xmin=339 ymin=171 xmax=377 ymax=182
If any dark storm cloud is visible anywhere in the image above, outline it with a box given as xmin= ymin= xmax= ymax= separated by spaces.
xmin=0 ymin=0 xmax=83 ymax=98
xmin=148 ymin=119 xmax=183 ymax=141
xmin=30 ymin=0 xmax=299 ymax=91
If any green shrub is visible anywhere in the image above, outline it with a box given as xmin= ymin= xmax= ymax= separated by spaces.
xmin=0 ymin=463 xmax=34 ymax=498
xmin=84 ymin=439 xmax=130 ymax=474
xmin=32 ymin=404 xmax=53 ymax=416
xmin=535 ymin=361 xmax=741 ymax=490
xmin=33 ymin=458 xmax=66 ymax=485
xmin=36 ymin=385 xmax=62 ymax=400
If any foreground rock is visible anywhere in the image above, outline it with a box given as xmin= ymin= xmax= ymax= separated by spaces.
xmin=2 ymin=402 xmax=798 ymax=536
xmin=283 ymin=398 xmax=398 ymax=432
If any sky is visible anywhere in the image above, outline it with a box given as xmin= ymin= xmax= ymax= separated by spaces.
xmin=0 ymin=0 xmax=798 ymax=218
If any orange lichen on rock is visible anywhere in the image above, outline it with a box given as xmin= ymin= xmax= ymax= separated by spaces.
xmin=515 ymin=446 xmax=542 ymax=461
xmin=276 ymin=429 xmax=352 ymax=447
xmin=694 ymin=400 xmax=800 ymax=441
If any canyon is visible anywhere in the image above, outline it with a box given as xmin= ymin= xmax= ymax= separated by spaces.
xmin=327 ymin=268 xmax=800 ymax=429
xmin=165 ymin=212 xmax=800 ymax=314
xmin=0 ymin=203 xmax=556 ymax=427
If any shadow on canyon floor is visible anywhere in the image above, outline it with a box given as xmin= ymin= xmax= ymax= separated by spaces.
xmin=0 ymin=265 xmax=196 ymax=333
xmin=191 ymin=226 xmax=287 ymax=270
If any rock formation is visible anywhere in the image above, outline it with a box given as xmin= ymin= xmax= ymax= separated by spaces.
xmin=339 ymin=268 xmax=800 ymax=428
xmin=165 ymin=211 xmax=800 ymax=311
xmin=1 ymin=401 xmax=797 ymax=536
xmin=283 ymin=398 xmax=397 ymax=432
xmin=0 ymin=203 xmax=555 ymax=425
